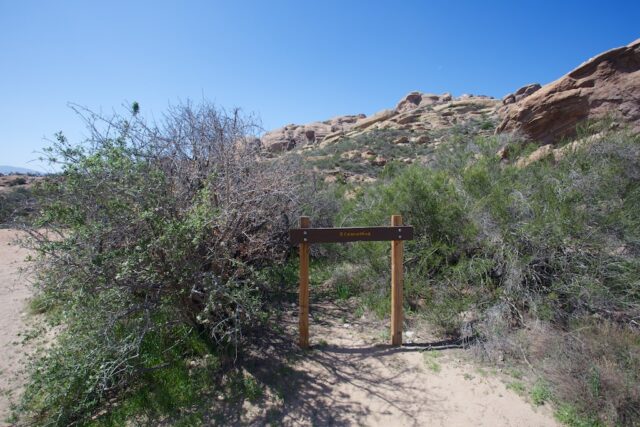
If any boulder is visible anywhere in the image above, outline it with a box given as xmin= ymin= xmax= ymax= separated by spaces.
xmin=497 ymin=39 xmax=640 ymax=143
xmin=496 ymin=146 xmax=509 ymax=160
xmin=371 ymin=156 xmax=387 ymax=166
xmin=395 ymin=92 xmax=424 ymax=112
xmin=516 ymin=144 xmax=554 ymax=168
xmin=360 ymin=150 xmax=376 ymax=159
xmin=395 ymin=92 xmax=454 ymax=112
xmin=515 ymin=132 xmax=604 ymax=168
xmin=502 ymin=83 xmax=542 ymax=105
xmin=352 ymin=109 xmax=397 ymax=131
xmin=392 ymin=136 xmax=409 ymax=144
xmin=412 ymin=135 xmax=431 ymax=144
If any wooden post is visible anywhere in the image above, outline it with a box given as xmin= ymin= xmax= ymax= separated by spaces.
xmin=299 ymin=216 xmax=310 ymax=348
xmin=391 ymin=215 xmax=403 ymax=346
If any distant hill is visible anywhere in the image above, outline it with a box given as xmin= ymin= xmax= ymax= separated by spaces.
xmin=0 ymin=165 xmax=43 ymax=175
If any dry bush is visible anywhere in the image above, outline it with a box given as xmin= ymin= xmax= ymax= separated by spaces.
xmin=20 ymin=101 xmax=331 ymax=425
xmin=523 ymin=320 xmax=640 ymax=425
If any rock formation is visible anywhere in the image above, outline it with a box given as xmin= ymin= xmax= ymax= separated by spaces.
xmin=261 ymin=39 xmax=640 ymax=156
xmin=261 ymin=93 xmax=499 ymax=152
xmin=497 ymin=39 xmax=640 ymax=143
xmin=260 ymin=114 xmax=365 ymax=152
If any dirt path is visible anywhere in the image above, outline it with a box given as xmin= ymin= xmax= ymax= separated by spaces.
xmin=240 ymin=301 xmax=559 ymax=427
xmin=0 ymin=229 xmax=32 ymax=424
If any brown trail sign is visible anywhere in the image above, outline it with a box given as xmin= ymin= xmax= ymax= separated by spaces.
xmin=290 ymin=215 xmax=414 ymax=348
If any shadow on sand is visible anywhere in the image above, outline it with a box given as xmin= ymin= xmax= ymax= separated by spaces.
xmin=205 ymin=318 xmax=474 ymax=426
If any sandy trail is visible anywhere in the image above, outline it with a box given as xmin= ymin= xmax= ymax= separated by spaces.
xmin=0 ymin=229 xmax=32 ymax=424
xmin=241 ymin=302 xmax=559 ymax=427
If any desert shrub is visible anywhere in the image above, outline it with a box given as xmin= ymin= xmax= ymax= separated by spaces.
xmin=336 ymin=127 xmax=640 ymax=423
xmin=8 ymin=176 xmax=27 ymax=186
xmin=0 ymin=186 xmax=37 ymax=225
xmin=337 ymin=165 xmax=488 ymax=332
xmin=18 ymin=102 xmax=326 ymax=425
xmin=539 ymin=320 xmax=640 ymax=425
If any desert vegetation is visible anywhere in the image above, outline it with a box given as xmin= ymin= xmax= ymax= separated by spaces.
xmin=0 ymin=176 xmax=39 ymax=226
xmin=320 ymin=122 xmax=640 ymax=425
xmin=14 ymin=102 xmax=332 ymax=425
xmin=9 ymin=100 xmax=639 ymax=426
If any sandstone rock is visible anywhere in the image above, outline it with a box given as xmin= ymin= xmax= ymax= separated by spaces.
xmin=496 ymin=146 xmax=509 ymax=160
xmin=412 ymin=135 xmax=431 ymax=144
xmin=516 ymin=132 xmax=604 ymax=167
xmin=372 ymin=156 xmax=387 ymax=166
xmin=516 ymin=144 xmax=553 ymax=168
xmin=262 ymin=91 xmax=500 ymax=154
xmin=393 ymin=136 xmax=409 ymax=144
xmin=353 ymin=109 xmax=397 ymax=131
xmin=340 ymin=150 xmax=361 ymax=160
xmin=395 ymin=92 xmax=454 ymax=112
xmin=502 ymin=83 xmax=541 ymax=105
xmin=360 ymin=150 xmax=376 ymax=159
xmin=497 ymin=39 xmax=640 ymax=143
xmin=261 ymin=114 xmax=365 ymax=152
xmin=347 ymin=174 xmax=377 ymax=184
xmin=395 ymin=92 xmax=424 ymax=112
xmin=393 ymin=112 xmax=422 ymax=125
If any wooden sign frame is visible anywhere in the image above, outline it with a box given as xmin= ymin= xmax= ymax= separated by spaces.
xmin=290 ymin=215 xmax=413 ymax=348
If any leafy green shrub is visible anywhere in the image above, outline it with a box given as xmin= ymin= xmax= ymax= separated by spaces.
xmin=18 ymin=102 xmax=327 ymax=425
xmin=530 ymin=379 xmax=553 ymax=405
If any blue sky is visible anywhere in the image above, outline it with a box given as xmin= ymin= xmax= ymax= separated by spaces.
xmin=1 ymin=1 xmax=638 ymax=171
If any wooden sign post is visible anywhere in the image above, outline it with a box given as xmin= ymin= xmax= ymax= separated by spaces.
xmin=390 ymin=215 xmax=403 ymax=346
xmin=290 ymin=215 xmax=413 ymax=348
xmin=298 ymin=216 xmax=310 ymax=348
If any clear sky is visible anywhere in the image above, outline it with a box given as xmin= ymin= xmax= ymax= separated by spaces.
xmin=1 ymin=0 xmax=639 ymax=171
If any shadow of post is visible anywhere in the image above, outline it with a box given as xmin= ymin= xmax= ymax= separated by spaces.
xmin=216 ymin=326 xmax=464 ymax=426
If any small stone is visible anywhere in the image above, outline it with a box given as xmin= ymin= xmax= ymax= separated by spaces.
xmin=392 ymin=136 xmax=409 ymax=144
xmin=371 ymin=156 xmax=387 ymax=166
xmin=413 ymin=135 xmax=431 ymax=144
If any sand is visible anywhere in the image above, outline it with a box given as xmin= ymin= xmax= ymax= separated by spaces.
xmin=0 ymin=229 xmax=32 ymax=424
xmin=245 ymin=302 xmax=561 ymax=426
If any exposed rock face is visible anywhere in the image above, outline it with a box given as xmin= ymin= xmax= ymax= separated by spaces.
xmin=502 ymin=84 xmax=541 ymax=105
xmin=497 ymin=39 xmax=640 ymax=143
xmin=515 ymin=132 xmax=604 ymax=168
xmin=261 ymin=114 xmax=365 ymax=152
xmin=395 ymin=92 xmax=452 ymax=112
xmin=262 ymin=92 xmax=499 ymax=152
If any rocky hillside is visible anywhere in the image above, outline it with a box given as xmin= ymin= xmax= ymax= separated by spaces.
xmin=262 ymin=93 xmax=500 ymax=153
xmin=261 ymin=38 xmax=640 ymax=160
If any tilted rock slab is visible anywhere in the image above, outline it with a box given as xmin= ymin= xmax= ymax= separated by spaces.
xmin=497 ymin=39 xmax=640 ymax=143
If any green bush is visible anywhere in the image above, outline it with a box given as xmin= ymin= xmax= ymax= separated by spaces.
xmin=18 ymin=102 xmax=327 ymax=425
xmin=335 ymin=127 xmax=640 ymax=424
